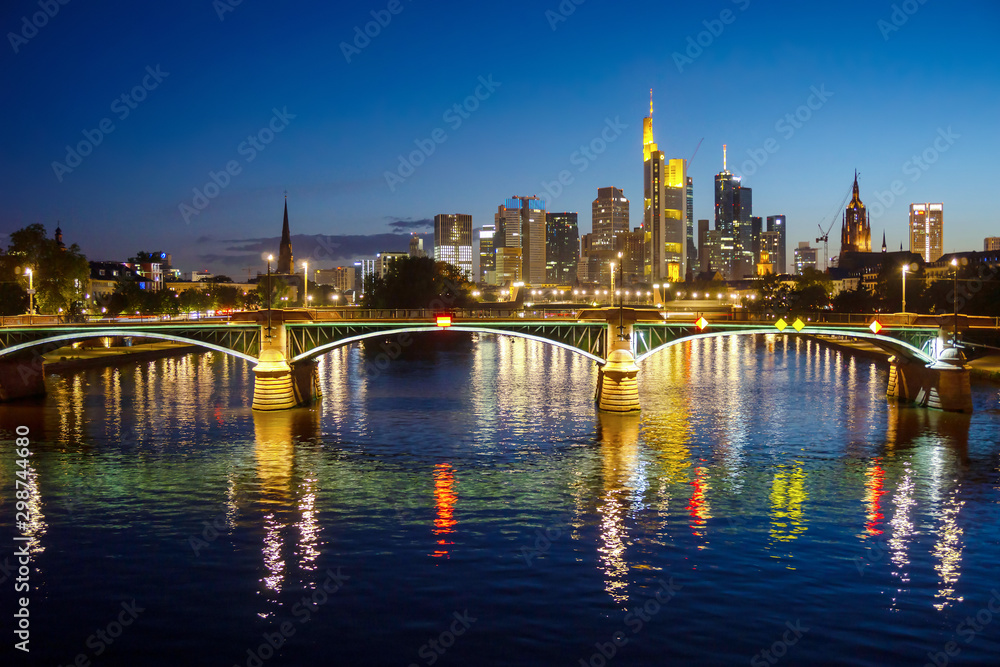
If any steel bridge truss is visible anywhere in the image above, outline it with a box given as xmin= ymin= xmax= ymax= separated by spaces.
xmin=0 ymin=325 xmax=261 ymax=361
xmin=286 ymin=321 xmax=609 ymax=363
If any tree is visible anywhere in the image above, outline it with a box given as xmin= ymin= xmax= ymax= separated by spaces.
xmin=831 ymin=284 xmax=880 ymax=313
xmin=361 ymin=256 xmax=475 ymax=309
xmin=788 ymin=267 xmax=832 ymax=313
xmin=1 ymin=224 xmax=89 ymax=315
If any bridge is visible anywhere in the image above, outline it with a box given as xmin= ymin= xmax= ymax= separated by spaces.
xmin=0 ymin=308 xmax=981 ymax=413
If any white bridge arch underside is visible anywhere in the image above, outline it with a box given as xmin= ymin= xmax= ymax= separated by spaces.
xmin=290 ymin=326 xmax=608 ymax=365
xmin=633 ymin=328 xmax=934 ymax=364
xmin=0 ymin=330 xmax=259 ymax=364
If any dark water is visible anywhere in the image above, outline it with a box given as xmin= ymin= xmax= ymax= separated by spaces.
xmin=2 ymin=334 xmax=1000 ymax=666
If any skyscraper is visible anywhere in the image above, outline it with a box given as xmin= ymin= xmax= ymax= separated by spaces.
xmin=794 ymin=242 xmax=818 ymax=274
xmin=714 ymin=145 xmax=746 ymax=279
xmin=479 ymin=225 xmax=495 ymax=284
xmin=686 ymin=176 xmax=696 ymax=278
xmin=697 ymin=219 xmax=710 ymax=272
xmin=434 ymin=214 xmax=473 ymax=280
xmin=494 ymin=196 xmax=546 ymax=285
xmin=840 ymin=171 xmax=872 ymax=256
xmin=642 ymin=92 xmax=685 ymax=282
xmin=750 ymin=216 xmax=763 ymax=267
xmin=546 ymin=212 xmax=579 ymax=284
xmin=277 ymin=195 xmax=293 ymax=274
xmin=758 ymin=230 xmax=781 ymax=275
xmin=766 ymin=215 xmax=787 ymax=275
xmin=908 ymin=203 xmax=943 ymax=263
xmin=592 ymin=187 xmax=629 ymax=239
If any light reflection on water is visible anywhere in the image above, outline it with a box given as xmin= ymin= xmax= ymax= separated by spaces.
xmin=0 ymin=334 xmax=998 ymax=665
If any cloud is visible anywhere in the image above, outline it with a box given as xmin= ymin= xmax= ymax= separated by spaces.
xmin=386 ymin=217 xmax=433 ymax=230
xmin=197 ymin=232 xmax=435 ymax=269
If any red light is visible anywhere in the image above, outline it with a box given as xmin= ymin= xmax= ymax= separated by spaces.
xmin=436 ymin=315 xmax=452 ymax=328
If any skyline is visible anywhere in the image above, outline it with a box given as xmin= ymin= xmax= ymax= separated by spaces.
xmin=2 ymin=0 xmax=998 ymax=275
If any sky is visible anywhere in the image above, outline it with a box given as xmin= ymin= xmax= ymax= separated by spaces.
xmin=1 ymin=0 xmax=998 ymax=277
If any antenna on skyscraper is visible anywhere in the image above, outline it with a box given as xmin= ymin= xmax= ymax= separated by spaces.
xmin=723 ymin=144 xmax=727 ymax=171
xmin=649 ymin=88 xmax=653 ymax=116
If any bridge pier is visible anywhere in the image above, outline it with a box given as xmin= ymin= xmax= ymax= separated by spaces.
xmin=596 ymin=339 xmax=640 ymax=413
xmin=0 ymin=353 xmax=46 ymax=401
xmin=252 ymin=318 xmax=318 ymax=411
xmin=887 ymin=347 xmax=973 ymax=413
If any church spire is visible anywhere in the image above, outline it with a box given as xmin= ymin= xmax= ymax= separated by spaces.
xmin=881 ymin=231 xmax=886 ymax=253
xmin=278 ymin=194 xmax=293 ymax=274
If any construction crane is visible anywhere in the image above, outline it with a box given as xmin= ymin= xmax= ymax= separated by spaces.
xmin=816 ymin=181 xmax=855 ymax=269
xmin=688 ymin=137 xmax=704 ymax=166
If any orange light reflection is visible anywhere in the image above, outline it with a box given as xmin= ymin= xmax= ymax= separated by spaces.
xmin=431 ymin=462 xmax=457 ymax=558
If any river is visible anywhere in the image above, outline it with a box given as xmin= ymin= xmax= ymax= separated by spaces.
xmin=2 ymin=333 xmax=1000 ymax=666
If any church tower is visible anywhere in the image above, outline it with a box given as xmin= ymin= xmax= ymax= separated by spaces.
xmin=840 ymin=171 xmax=871 ymax=255
xmin=278 ymin=195 xmax=293 ymax=274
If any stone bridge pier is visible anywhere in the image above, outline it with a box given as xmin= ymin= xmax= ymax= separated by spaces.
xmin=593 ymin=311 xmax=641 ymax=413
xmin=252 ymin=311 xmax=319 ymax=411
xmin=887 ymin=347 xmax=973 ymax=413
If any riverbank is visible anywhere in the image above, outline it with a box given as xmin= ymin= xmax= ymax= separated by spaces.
xmin=808 ymin=334 xmax=1000 ymax=383
xmin=43 ymin=341 xmax=204 ymax=373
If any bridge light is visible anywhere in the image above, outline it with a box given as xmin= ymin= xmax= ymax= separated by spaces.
xmin=695 ymin=317 xmax=708 ymax=331
xmin=436 ymin=314 xmax=452 ymax=328
xmin=869 ymin=320 xmax=883 ymax=334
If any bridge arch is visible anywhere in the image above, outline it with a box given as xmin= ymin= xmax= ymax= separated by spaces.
xmin=633 ymin=328 xmax=935 ymax=365
xmin=289 ymin=326 xmax=607 ymax=365
xmin=0 ymin=330 xmax=259 ymax=364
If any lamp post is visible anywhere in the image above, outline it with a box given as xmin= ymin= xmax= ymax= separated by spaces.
xmin=617 ymin=251 xmax=625 ymax=340
xmin=266 ymin=254 xmax=273 ymax=339
xmin=301 ymin=260 xmax=308 ymax=308
xmin=25 ymin=268 xmax=33 ymax=323
xmin=950 ymin=257 xmax=958 ymax=346
xmin=901 ymin=263 xmax=908 ymax=313
xmin=609 ymin=261 xmax=615 ymax=306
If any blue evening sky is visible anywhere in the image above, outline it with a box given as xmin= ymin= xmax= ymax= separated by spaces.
xmin=1 ymin=0 xmax=997 ymax=274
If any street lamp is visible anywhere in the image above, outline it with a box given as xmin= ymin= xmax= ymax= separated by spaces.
xmin=266 ymin=254 xmax=273 ymax=339
xmin=616 ymin=251 xmax=625 ymax=341
xmin=301 ymin=260 xmax=308 ymax=307
xmin=901 ymin=263 xmax=908 ymax=313
xmin=950 ymin=257 xmax=959 ymax=346
xmin=25 ymin=268 xmax=33 ymax=323
xmin=609 ymin=262 xmax=616 ymax=303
